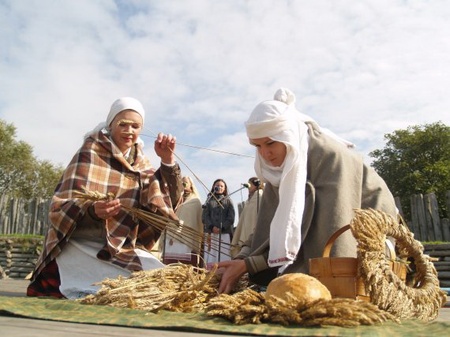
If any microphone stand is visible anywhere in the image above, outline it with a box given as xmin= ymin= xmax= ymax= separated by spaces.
xmin=256 ymin=188 xmax=260 ymax=214
xmin=218 ymin=201 xmax=223 ymax=262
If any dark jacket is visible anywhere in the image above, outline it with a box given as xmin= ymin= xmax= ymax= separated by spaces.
xmin=202 ymin=194 xmax=235 ymax=235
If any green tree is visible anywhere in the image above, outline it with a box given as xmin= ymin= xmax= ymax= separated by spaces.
xmin=369 ymin=121 xmax=450 ymax=220
xmin=0 ymin=119 xmax=63 ymax=199
xmin=29 ymin=160 xmax=64 ymax=199
xmin=0 ymin=120 xmax=36 ymax=196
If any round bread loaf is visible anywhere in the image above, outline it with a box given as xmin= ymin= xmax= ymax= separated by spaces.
xmin=265 ymin=273 xmax=332 ymax=304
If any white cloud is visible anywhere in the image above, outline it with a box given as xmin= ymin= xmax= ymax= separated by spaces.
xmin=1 ymin=0 xmax=450 ymax=219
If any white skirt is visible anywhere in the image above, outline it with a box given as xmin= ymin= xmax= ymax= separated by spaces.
xmin=203 ymin=233 xmax=231 ymax=267
xmin=56 ymin=238 xmax=164 ymax=299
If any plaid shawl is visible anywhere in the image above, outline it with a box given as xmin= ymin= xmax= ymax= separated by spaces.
xmin=31 ymin=130 xmax=183 ymax=280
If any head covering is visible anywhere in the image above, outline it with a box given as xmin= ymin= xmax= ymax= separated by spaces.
xmin=84 ymin=97 xmax=145 ymax=141
xmin=106 ymin=97 xmax=145 ymax=127
xmin=245 ymin=88 xmax=309 ymax=270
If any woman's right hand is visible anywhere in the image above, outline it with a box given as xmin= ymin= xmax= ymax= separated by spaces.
xmin=216 ymin=259 xmax=247 ymax=294
xmin=92 ymin=199 xmax=121 ymax=220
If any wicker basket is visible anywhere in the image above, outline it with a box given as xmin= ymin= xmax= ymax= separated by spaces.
xmin=309 ymin=225 xmax=407 ymax=301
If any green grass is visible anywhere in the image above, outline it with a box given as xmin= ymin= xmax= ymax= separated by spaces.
xmin=422 ymin=241 xmax=450 ymax=244
xmin=0 ymin=234 xmax=44 ymax=239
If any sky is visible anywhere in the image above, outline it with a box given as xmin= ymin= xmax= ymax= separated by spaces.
xmin=1 ymin=0 xmax=450 ymax=220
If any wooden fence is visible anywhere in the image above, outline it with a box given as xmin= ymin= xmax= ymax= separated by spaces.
xmin=0 ymin=194 xmax=50 ymax=236
xmin=397 ymin=190 xmax=450 ymax=242
xmin=0 ymin=192 xmax=449 ymax=239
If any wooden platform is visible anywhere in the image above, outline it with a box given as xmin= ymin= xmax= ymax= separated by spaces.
xmin=1 ymin=278 xmax=449 ymax=336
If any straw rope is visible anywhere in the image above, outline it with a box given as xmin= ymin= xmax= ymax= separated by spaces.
xmin=350 ymin=208 xmax=447 ymax=321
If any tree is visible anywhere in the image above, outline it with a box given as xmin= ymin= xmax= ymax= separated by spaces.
xmin=0 ymin=119 xmax=63 ymax=199
xmin=0 ymin=120 xmax=36 ymax=196
xmin=369 ymin=121 xmax=450 ymax=220
xmin=29 ymin=160 xmax=64 ymax=199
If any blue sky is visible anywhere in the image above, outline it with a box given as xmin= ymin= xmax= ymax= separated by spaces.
xmin=1 ymin=0 xmax=450 ymax=214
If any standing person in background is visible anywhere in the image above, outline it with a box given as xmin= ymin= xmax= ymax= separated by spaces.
xmin=216 ymin=88 xmax=397 ymax=294
xmin=162 ymin=176 xmax=203 ymax=267
xmin=202 ymin=179 xmax=235 ymax=266
xmin=230 ymin=177 xmax=264 ymax=258
xmin=27 ymin=97 xmax=183 ymax=299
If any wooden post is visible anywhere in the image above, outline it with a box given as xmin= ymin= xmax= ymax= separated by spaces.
xmin=394 ymin=196 xmax=404 ymax=218
xmin=9 ymin=198 xmax=19 ymax=234
xmin=38 ymin=199 xmax=51 ymax=235
xmin=0 ymin=194 xmax=7 ymax=235
xmin=446 ymin=191 xmax=450 ymax=218
xmin=424 ymin=193 xmax=442 ymax=241
xmin=411 ymin=194 xmax=427 ymax=241
xmin=30 ymin=198 xmax=39 ymax=235
xmin=442 ymin=219 xmax=450 ymax=242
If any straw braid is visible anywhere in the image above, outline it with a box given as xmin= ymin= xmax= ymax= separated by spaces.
xmin=350 ymin=208 xmax=447 ymax=321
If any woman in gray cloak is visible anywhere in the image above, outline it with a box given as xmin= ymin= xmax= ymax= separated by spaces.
xmin=217 ymin=88 xmax=397 ymax=294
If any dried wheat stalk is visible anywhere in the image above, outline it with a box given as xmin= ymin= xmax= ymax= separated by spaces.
xmin=74 ymin=187 xmax=232 ymax=258
xmin=79 ymin=263 xmax=221 ymax=312
xmin=205 ymin=289 xmax=397 ymax=326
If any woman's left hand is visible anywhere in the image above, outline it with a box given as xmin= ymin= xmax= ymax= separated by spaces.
xmin=154 ymin=132 xmax=176 ymax=164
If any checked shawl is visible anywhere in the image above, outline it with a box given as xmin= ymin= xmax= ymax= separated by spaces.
xmin=31 ymin=130 xmax=182 ymax=281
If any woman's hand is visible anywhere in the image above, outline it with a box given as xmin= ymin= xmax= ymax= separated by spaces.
xmin=154 ymin=132 xmax=176 ymax=164
xmin=93 ymin=199 xmax=121 ymax=220
xmin=216 ymin=259 xmax=248 ymax=294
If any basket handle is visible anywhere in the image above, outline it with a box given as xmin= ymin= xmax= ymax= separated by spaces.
xmin=322 ymin=224 xmax=396 ymax=261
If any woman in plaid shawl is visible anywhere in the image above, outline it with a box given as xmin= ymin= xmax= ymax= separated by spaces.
xmin=27 ymin=97 xmax=183 ymax=298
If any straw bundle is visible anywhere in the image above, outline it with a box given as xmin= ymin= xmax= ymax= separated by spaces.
xmin=79 ymin=263 xmax=221 ymax=312
xmin=350 ymin=208 xmax=447 ymax=321
xmin=205 ymin=289 xmax=396 ymax=326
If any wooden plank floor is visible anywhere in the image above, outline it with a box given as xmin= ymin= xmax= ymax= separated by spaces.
xmin=1 ymin=278 xmax=449 ymax=337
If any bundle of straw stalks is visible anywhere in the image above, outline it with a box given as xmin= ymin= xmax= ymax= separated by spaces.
xmin=73 ymin=187 xmax=230 ymax=259
xmin=206 ymin=290 xmax=397 ymax=326
xmin=79 ymin=263 xmax=221 ymax=312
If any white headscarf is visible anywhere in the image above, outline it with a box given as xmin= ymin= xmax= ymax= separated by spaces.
xmin=245 ymin=88 xmax=309 ymax=270
xmin=84 ymin=97 xmax=146 ymax=142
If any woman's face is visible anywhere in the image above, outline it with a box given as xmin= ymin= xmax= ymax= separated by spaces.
xmin=182 ymin=177 xmax=192 ymax=193
xmin=109 ymin=110 xmax=143 ymax=154
xmin=250 ymin=137 xmax=287 ymax=167
xmin=214 ymin=181 xmax=226 ymax=194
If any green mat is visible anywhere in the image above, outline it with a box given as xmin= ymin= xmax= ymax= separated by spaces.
xmin=0 ymin=296 xmax=449 ymax=336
